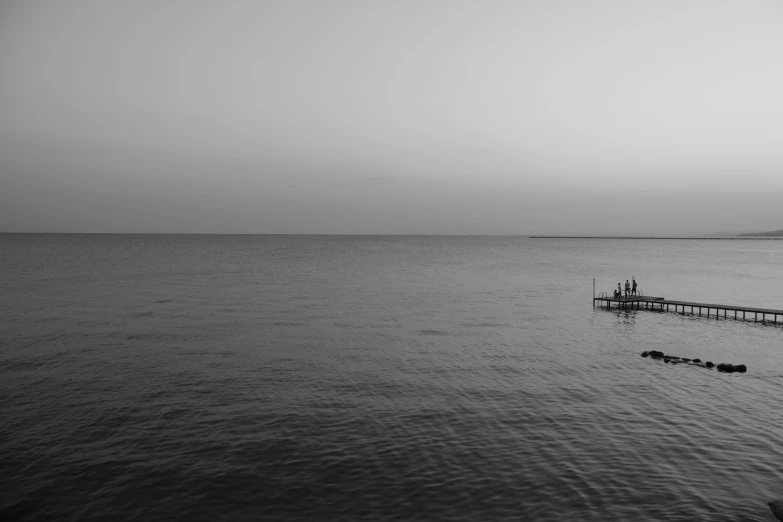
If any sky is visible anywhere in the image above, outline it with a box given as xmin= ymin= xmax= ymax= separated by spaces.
xmin=1 ymin=0 xmax=783 ymax=235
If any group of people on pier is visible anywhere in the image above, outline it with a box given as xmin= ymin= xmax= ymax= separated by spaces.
xmin=613 ymin=277 xmax=637 ymax=298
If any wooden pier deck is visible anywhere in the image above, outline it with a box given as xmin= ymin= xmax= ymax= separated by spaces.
xmin=593 ymin=295 xmax=783 ymax=324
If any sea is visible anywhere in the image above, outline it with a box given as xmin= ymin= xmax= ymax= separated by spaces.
xmin=2 ymin=234 xmax=782 ymax=521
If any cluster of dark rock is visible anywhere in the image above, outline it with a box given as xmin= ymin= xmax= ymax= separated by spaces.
xmin=641 ymin=351 xmax=746 ymax=373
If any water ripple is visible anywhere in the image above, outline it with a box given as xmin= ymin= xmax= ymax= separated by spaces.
xmin=2 ymin=235 xmax=783 ymax=521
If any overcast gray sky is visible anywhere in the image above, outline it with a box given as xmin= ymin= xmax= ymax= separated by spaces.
xmin=1 ymin=0 xmax=782 ymax=234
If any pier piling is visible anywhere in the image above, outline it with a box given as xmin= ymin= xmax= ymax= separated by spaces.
xmin=594 ymin=295 xmax=783 ymax=326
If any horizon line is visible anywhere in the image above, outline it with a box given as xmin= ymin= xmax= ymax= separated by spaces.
xmin=1 ymin=232 xmax=781 ymax=239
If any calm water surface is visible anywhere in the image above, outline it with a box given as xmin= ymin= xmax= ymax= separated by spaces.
xmin=2 ymin=235 xmax=782 ymax=521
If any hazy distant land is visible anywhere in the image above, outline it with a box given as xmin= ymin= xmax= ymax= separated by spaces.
xmin=530 ymin=232 xmax=783 ymax=239
xmin=737 ymin=230 xmax=783 ymax=237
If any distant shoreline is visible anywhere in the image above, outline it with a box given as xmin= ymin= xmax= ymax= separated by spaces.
xmin=528 ymin=236 xmax=783 ymax=240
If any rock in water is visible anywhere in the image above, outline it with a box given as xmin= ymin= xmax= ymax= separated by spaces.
xmin=769 ymin=500 xmax=783 ymax=521
xmin=642 ymin=350 xmax=748 ymax=373
xmin=716 ymin=363 xmax=748 ymax=373
xmin=641 ymin=353 xmax=745 ymax=373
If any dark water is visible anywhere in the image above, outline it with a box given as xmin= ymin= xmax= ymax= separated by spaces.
xmin=2 ymin=234 xmax=782 ymax=521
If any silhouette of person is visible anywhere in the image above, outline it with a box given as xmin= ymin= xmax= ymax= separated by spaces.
xmin=625 ymin=280 xmax=631 ymax=297
xmin=632 ymin=277 xmax=637 ymax=296
xmin=617 ymin=283 xmax=622 ymax=299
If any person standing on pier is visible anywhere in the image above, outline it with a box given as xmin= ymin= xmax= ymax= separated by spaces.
xmin=618 ymin=283 xmax=623 ymax=299
xmin=625 ymin=280 xmax=631 ymax=298
xmin=632 ymin=277 xmax=637 ymax=296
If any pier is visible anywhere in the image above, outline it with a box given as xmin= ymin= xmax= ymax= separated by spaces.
xmin=593 ymin=295 xmax=783 ymax=324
